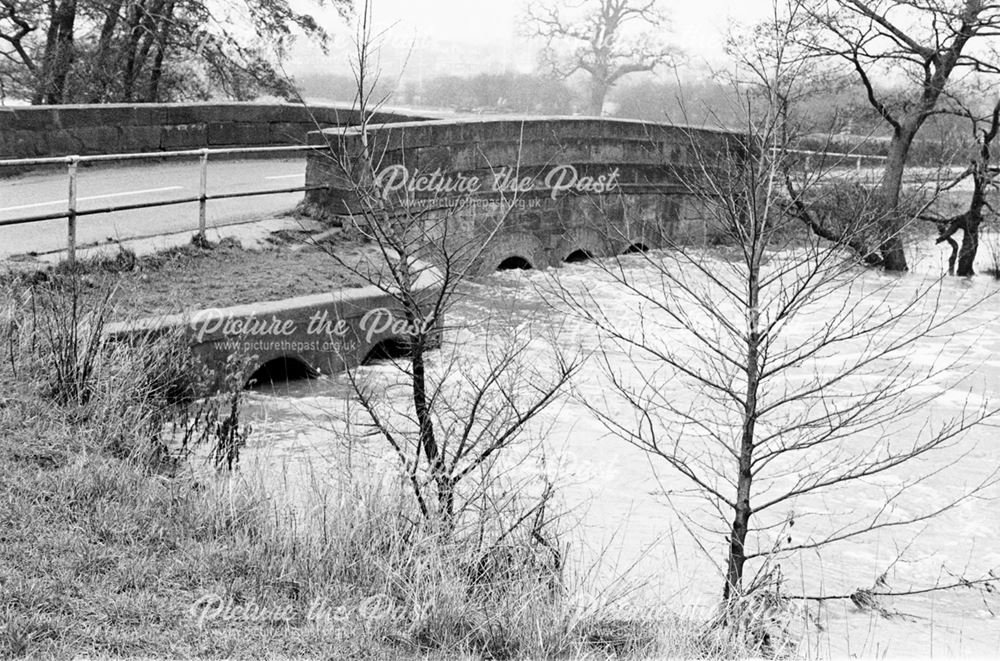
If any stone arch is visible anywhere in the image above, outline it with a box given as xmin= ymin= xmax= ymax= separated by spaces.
xmin=613 ymin=227 xmax=658 ymax=255
xmin=556 ymin=228 xmax=611 ymax=264
xmin=497 ymin=255 xmax=534 ymax=270
xmin=563 ymin=249 xmax=592 ymax=263
xmin=363 ymin=336 xmax=413 ymax=364
xmin=482 ymin=233 xmax=547 ymax=273
xmin=622 ymin=242 xmax=650 ymax=254
xmin=246 ymin=355 xmax=317 ymax=388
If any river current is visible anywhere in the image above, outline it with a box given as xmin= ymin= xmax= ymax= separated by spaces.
xmin=239 ymin=238 xmax=1000 ymax=658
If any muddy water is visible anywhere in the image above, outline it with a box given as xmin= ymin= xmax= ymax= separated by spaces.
xmin=240 ymin=238 xmax=1000 ymax=658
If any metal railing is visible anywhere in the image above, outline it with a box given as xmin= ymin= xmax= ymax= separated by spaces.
xmin=0 ymin=144 xmax=330 ymax=264
xmin=778 ymin=147 xmax=889 ymax=172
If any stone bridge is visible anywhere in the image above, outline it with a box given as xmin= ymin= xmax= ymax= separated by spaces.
xmin=303 ymin=116 xmax=743 ymax=272
xmin=105 ymin=266 xmax=441 ymax=388
xmin=86 ymin=111 xmax=743 ymax=385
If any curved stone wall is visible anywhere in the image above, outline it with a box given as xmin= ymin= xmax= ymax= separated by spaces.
xmin=303 ymin=117 xmax=743 ymax=271
xmin=0 ymin=102 xmax=428 ymax=159
xmin=104 ymin=266 xmax=442 ymax=389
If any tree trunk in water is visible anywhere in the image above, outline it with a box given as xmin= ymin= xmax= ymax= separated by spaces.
xmin=880 ymin=234 xmax=908 ymax=272
xmin=878 ymin=128 xmax=917 ymax=272
xmin=957 ymin=220 xmax=979 ymax=276
xmin=957 ymin=152 xmax=989 ymax=277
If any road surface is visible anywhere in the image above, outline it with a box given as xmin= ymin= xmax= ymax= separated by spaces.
xmin=0 ymin=157 xmax=307 ymax=258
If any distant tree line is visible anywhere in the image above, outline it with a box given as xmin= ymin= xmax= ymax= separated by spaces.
xmin=296 ymin=71 xmax=578 ymax=115
xmin=418 ymin=73 xmax=574 ymax=114
xmin=0 ymin=0 xmax=344 ymax=104
xmin=610 ymin=77 xmax=980 ymax=165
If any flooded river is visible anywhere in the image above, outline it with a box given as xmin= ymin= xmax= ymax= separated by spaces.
xmin=240 ymin=239 xmax=1000 ymax=658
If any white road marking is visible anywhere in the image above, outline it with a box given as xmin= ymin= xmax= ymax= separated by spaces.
xmin=0 ymin=186 xmax=185 ymax=213
xmin=265 ymin=174 xmax=304 ymax=180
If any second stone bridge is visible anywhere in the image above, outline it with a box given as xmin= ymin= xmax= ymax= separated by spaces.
xmin=303 ymin=116 xmax=743 ymax=273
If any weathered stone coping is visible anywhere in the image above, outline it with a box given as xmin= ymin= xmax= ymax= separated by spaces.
xmin=104 ymin=260 xmax=443 ymax=385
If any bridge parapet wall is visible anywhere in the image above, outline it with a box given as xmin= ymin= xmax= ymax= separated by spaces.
xmin=0 ymin=103 xmax=427 ymax=159
xmin=104 ymin=267 xmax=442 ymax=388
xmin=304 ymin=117 xmax=744 ymax=271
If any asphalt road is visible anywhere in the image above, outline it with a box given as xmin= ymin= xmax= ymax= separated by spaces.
xmin=0 ymin=157 xmax=306 ymax=258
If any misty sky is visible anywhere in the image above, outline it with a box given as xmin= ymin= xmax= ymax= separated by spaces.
xmin=290 ymin=0 xmax=774 ymax=78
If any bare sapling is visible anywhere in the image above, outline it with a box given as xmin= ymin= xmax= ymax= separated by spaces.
xmin=297 ymin=0 xmax=582 ymax=558
xmin=544 ymin=6 xmax=1000 ymax=643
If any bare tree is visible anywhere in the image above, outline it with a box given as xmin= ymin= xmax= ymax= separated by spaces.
xmin=796 ymin=0 xmax=1000 ymax=271
xmin=524 ymin=0 xmax=676 ymax=116
xmin=927 ymin=96 xmax=1000 ymax=275
xmin=545 ymin=10 xmax=999 ymax=629
xmin=297 ymin=0 xmax=580 ymax=536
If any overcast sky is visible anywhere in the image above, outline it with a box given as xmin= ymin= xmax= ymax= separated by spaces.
xmin=290 ymin=0 xmax=774 ymax=78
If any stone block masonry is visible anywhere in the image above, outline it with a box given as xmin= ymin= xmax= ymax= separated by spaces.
xmin=303 ymin=116 xmax=745 ymax=272
xmin=0 ymin=103 xmax=428 ymax=159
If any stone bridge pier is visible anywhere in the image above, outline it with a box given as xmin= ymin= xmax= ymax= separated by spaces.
xmin=303 ymin=117 xmax=742 ymax=273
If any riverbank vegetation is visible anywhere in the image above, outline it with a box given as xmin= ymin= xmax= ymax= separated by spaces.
xmin=0 ymin=274 xmax=789 ymax=659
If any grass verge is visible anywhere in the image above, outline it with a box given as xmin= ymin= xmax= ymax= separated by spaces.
xmin=4 ymin=230 xmax=383 ymax=322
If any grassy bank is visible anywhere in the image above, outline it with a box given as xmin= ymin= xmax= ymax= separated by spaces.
xmin=0 ymin=425 xmax=596 ymax=659
xmin=5 ymin=230 xmax=381 ymax=321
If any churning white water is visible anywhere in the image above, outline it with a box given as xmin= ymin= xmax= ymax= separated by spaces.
xmin=241 ymin=237 xmax=1000 ymax=658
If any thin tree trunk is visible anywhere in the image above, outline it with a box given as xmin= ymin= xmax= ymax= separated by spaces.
xmin=957 ymin=169 xmax=988 ymax=276
xmin=404 ymin=299 xmax=448 ymax=520
xmin=38 ymin=0 xmax=76 ymax=104
xmin=87 ymin=0 xmax=124 ymax=102
xmin=121 ymin=1 xmax=146 ymax=102
xmin=410 ymin=340 xmax=439 ymax=467
xmin=725 ymin=478 xmax=753 ymax=601
xmin=878 ymin=127 xmax=918 ymax=272
xmin=33 ymin=0 xmax=57 ymax=104
xmin=956 ymin=103 xmax=998 ymax=277
xmin=145 ymin=1 xmax=175 ymax=102
xmin=724 ymin=249 xmax=762 ymax=602
xmin=127 ymin=0 xmax=165 ymax=100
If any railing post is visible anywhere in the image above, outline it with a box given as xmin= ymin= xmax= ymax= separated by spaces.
xmin=66 ymin=155 xmax=80 ymax=266
xmin=856 ymin=155 xmax=862 ymax=173
xmin=198 ymin=148 xmax=209 ymax=239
